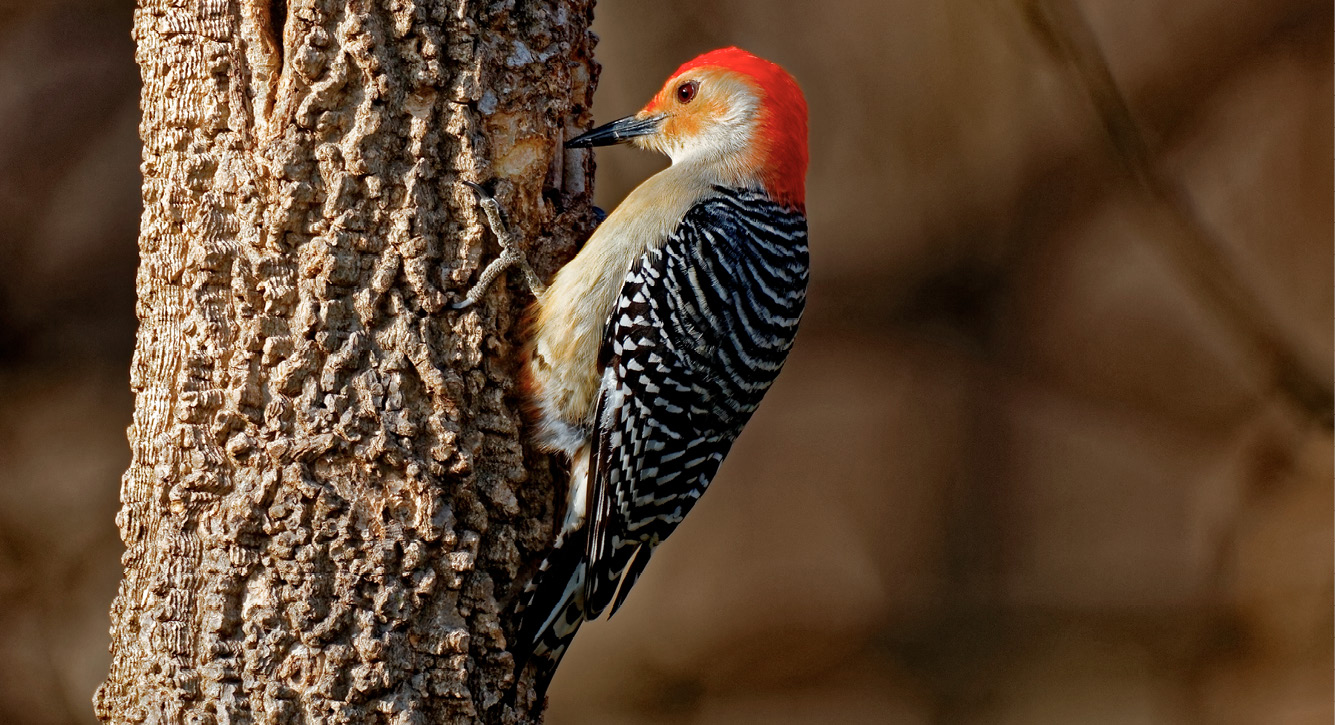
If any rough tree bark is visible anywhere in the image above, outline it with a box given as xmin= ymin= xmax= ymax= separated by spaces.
xmin=95 ymin=1 xmax=597 ymax=722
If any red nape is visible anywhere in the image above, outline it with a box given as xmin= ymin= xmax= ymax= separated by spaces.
xmin=672 ymin=47 xmax=808 ymax=211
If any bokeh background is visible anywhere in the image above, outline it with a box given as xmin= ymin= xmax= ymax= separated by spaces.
xmin=0 ymin=0 xmax=1330 ymax=723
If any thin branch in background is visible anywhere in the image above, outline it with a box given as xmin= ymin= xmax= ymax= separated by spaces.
xmin=1020 ymin=0 xmax=1333 ymax=429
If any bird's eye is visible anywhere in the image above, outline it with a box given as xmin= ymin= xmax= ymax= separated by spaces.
xmin=676 ymin=81 xmax=698 ymax=104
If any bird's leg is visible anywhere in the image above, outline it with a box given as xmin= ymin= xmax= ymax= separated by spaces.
xmin=454 ymin=181 xmax=548 ymax=310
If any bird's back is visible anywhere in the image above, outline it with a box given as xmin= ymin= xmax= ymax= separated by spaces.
xmin=524 ymin=164 xmax=722 ymax=454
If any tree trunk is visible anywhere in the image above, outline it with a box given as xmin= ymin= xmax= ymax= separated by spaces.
xmin=95 ymin=1 xmax=597 ymax=722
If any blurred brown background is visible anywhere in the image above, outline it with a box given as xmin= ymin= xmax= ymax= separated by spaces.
xmin=0 ymin=0 xmax=1330 ymax=723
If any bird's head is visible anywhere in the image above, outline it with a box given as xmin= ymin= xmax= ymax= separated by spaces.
xmin=567 ymin=47 xmax=808 ymax=210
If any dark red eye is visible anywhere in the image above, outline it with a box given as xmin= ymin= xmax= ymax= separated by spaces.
xmin=676 ymin=81 xmax=698 ymax=104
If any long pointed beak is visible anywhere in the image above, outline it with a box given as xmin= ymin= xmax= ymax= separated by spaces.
xmin=566 ymin=114 xmax=663 ymax=148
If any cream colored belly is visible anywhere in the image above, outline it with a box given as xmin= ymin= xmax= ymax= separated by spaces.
xmin=526 ymin=284 xmax=606 ymax=454
xmin=524 ymin=162 xmax=715 ymax=456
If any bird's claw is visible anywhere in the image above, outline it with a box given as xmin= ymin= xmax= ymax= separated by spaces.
xmin=453 ymin=180 xmax=547 ymax=309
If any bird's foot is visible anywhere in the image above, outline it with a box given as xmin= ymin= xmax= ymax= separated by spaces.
xmin=454 ymin=181 xmax=548 ymax=310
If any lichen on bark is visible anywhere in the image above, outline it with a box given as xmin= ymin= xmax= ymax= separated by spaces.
xmin=96 ymin=1 xmax=598 ymax=722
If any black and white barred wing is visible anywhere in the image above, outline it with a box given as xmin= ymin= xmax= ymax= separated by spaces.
xmin=583 ymin=188 xmax=809 ymax=618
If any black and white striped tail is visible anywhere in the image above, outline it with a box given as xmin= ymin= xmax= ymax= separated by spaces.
xmin=514 ymin=526 xmax=589 ymax=697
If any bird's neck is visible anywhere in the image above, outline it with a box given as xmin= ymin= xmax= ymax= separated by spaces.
xmin=668 ymin=153 xmax=763 ymax=197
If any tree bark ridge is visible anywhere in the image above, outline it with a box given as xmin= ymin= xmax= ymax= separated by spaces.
xmin=97 ymin=1 xmax=597 ymax=722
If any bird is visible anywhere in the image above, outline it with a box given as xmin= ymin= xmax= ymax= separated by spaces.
xmin=457 ymin=46 xmax=809 ymax=697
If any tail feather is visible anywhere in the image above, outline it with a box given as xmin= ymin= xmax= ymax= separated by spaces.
xmin=515 ymin=526 xmax=590 ymax=697
xmin=584 ymin=541 xmax=656 ymax=619
xmin=607 ymin=544 xmax=652 ymax=618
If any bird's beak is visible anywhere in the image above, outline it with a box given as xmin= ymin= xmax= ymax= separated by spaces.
xmin=565 ymin=114 xmax=663 ymax=148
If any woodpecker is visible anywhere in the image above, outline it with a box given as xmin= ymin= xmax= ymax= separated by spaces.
xmin=458 ymin=47 xmax=809 ymax=694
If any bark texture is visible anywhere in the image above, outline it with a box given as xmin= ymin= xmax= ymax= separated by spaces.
xmin=95 ymin=1 xmax=598 ymax=722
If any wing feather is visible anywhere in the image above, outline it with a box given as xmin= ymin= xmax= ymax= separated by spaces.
xmin=581 ymin=187 xmax=808 ymax=618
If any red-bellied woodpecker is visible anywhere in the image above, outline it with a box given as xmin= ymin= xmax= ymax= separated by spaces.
xmin=458 ymin=47 xmax=809 ymax=695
